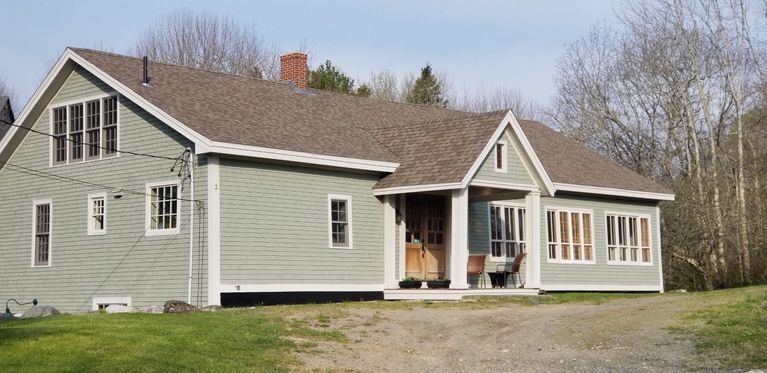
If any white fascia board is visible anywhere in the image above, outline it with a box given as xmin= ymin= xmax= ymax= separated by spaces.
xmin=553 ymin=183 xmax=676 ymax=201
xmin=220 ymin=284 xmax=385 ymax=293
xmin=469 ymin=179 xmax=539 ymax=191
xmin=0 ymin=51 xmax=73 ymax=158
xmin=372 ymin=182 xmax=463 ymax=196
xmin=541 ymin=284 xmax=662 ymax=292
xmin=67 ymin=49 xmax=213 ymax=152
xmin=206 ymin=141 xmax=399 ymax=173
xmin=459 ymin=110 xmax=556 ymax=196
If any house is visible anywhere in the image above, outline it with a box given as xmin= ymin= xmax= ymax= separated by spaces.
xmin=0 ymin=48 xmax=674 ymax=313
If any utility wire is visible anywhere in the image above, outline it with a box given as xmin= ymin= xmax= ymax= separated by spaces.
xmin=0 ymin=160 xmax=203 ymax=204
xmin=0 ymin=121 xmax=180 ymax=161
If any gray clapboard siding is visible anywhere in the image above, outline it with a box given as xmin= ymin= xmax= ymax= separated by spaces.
xmin=538 ymin=195 xmax=661 ymax=287
xmin=471 ymin=128 xmax=534 ymax=185
xmin=0 ymin=67 xmax=208 ymax=313
xmin=219 ymin=159 xmax=384 ymax=285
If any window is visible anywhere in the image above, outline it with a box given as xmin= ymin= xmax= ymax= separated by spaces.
xmin=32 ymin=200 xmax=52 ymax=267
xmin=489 ymin=204 xmax=525 ymax=260
xmin=88 ymin=193 xmax=106 ymax=235
xmin=495 ymin=141 xmax=507 ymax=172
xmin=546 ymin=208 xmax=594 ymax=263
xmin=50 ymin=95 xmax=118 ymax=165
xmin=146 ymin=183 xmax=179 ymax=235
xmin=328 ymin=194 xmax=352 ymax=248
xmin=607 ymin=213 xmax=652 ymax=264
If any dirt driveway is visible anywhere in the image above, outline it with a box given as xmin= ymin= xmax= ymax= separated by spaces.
xmin=285 ymin=293 xmax=729 ymax=372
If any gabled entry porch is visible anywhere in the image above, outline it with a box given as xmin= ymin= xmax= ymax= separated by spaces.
xmin=381 ymin=183 xmax=543 ymax=299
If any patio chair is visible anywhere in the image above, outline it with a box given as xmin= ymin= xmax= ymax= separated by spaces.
xmin=509 ymin=252 xmax=527 ymax=288
xmin=467 ymin=254 xmax=487 ymax=288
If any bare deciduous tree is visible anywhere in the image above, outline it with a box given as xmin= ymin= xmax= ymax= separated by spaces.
xmin=452 ymin=85 xmax=545 ymax=120
xmin=133 ymin=10 xmax=279 ymax=79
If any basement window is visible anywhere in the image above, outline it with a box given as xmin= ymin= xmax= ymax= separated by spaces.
xmin=92 ymin=297 xmax=132 ymax=311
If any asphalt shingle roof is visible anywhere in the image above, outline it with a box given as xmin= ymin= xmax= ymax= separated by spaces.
xmin=70 ymin=48 xmax=671 ymax=196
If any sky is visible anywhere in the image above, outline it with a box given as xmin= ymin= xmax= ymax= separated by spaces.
xmin=2 ymin=0 xmax=619 ymax=111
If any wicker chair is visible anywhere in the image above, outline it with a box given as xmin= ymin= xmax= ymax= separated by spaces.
xmin=509 ymin=252 xmax=527 ymax=288
xmin=467 ymin=254 xmax=487 ymax=288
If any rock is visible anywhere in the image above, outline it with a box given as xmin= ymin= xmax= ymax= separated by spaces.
xmin=163 ymin=299 xmax=198 ymax=313
xmin=20 ymin=306 xmax=61 ymax=318
xmin=200 ymin=305 xmax=223 ymax=312
xmin=134 ymin=305 xmax=164 ymax=314
xmin=106 ymin=305 xmax=134 ymax=314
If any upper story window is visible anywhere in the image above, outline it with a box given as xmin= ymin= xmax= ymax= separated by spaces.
xmin=546 ymin=208 xmax=594 ymax=264
xmin=495 ymin=141 xmax=507 ymax=172
xmin=606 ymin=213 xmax=652 ymax=265
xmin=489 ymin=203 xmax=525 ymax=260
xmin=146 ymin=182 xmax=180 ymax=236
xmin=328 ymin=194 xmax=353 ymax=249
xmin=51 ymin=95 xmax=118 ymax=166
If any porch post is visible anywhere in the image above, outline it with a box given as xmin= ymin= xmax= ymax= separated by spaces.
xmin=525 ymin=191 xmax=541 ymax=288
xmin=383 ymin=194 xmax=397 ymax=289
xmin=450 ymin=187 xmax=469 ymax=289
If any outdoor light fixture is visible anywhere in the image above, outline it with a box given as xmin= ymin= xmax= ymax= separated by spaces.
xmin=5 ymin=298 xmax=38 ymax=317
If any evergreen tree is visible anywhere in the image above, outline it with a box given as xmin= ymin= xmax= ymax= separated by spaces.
xmin=308 ymin=60 xmax=355 ymax=94
xmin=404 ymin=64 xmax=447 ymax=107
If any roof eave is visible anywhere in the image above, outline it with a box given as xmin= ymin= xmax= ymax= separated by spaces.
xmin=553 ymin=182 xmax=675 ymax=201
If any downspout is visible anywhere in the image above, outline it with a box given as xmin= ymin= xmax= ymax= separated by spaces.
xmin=187 ymin=148 xmax=194 ymax=304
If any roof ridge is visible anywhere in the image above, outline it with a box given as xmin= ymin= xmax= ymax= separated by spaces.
xmin=375 ymin=109 xmax=509 ymax=131
xmin=69 ymin=47 xmax=469 ymax=115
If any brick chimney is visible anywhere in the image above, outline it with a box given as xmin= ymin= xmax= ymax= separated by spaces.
xmin=280 ymin=52 xmax=308 ymax=89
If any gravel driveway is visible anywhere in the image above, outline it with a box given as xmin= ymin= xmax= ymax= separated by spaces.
xmin=288 ymin=293 xmax=726 ymax=372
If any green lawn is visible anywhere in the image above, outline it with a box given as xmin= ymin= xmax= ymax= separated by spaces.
xmin=670 ymin=285 xmax=767 ymax=369
xmin=0 ymin=309 xmax=343 ymax=372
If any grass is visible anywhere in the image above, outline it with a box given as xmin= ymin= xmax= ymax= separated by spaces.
xmin=0 ymin=309 xmax=343 ymax=372
xmin=670 ymin=285 xmax=767 ymax=370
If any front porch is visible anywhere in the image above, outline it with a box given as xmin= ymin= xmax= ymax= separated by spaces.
xmin=381 ymin=183 xmax=544 ymax=296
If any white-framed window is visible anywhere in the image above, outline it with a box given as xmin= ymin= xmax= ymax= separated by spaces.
xmin=546 ymin=207 xmax=594 ymax=264
xmin=328 ymin=194 xmax=352 ymax=249
xmin=50 ymin=95 xmax=119 ymax=166
xmin=606 ymin=213 xmax=652 ymax=265
xmin=489 ymin=203 xmax=525 ymax=260
xmin=494 ymin=140 xmax=507 ymax=172
xmin=146 ymin=182 xmax=180 ymax=236
xmin=87 ymin=193 xmax=107 ymax=235
xmin=31 ymin=199 xmax=52 ymax=267
xmin=92 ymin=297 xmax=132 ymax=311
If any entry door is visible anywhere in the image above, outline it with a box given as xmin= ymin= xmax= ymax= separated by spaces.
xmin=405 ymin=195 xmax=446 ymax=280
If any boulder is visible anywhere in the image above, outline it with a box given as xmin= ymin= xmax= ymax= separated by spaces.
xmin=163 ymin=299 xmax=198 ymax=313
xmin=105 ymin=305 xmax=134 ymax=314
xmin=20 ymin=306 xmax=61 ymax=318
xmin=0 ymin=312 xmax=15 ymax=321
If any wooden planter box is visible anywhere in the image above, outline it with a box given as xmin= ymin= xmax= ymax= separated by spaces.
xmin=426 ymin=280 xmax=451 ymax=289
xmin=398 ymin=280 xmax=423 ymax=289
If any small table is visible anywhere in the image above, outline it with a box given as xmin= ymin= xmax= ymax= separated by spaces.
xmin=488 ymin=271 xmax=509 ymax=288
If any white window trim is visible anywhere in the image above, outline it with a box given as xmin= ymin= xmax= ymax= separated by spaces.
xmin=487 ymin=201 xmax=526 ymax=262
xmin=31 ymin=198 xmax=53 ymax=268
xmin=145 ymin=181 xmax=181 ymax=236
xmin=87 ymin=192 xmax=107 ymax=236
xmin=48 ymin=94 xmax=120 ymax=168
xmin=92 ymin=296 xmax=132 ymax=311
xmin=605 ymin=211 xmax=654 ymax=266
xmin=494 ymin=140 xmax=508 ymax=173
xmin=327 ymin=194 xmax=353 ymax=249
xmin=545 ymin=206 xmax=596 ymax=265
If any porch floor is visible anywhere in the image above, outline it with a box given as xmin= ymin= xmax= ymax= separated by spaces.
xmin=383 ymin=287 xmax=541 ymax=301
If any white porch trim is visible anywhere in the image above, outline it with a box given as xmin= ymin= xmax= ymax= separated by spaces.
xmin=470 ymin=179 xmax=539 ymax=191
xmin=449 ymin=187 xmax=469 ymax=289
xmin=383 ymin=195 xmax=397 ymax=288
xmin=554 ymin=183 xmax=675 ymax=201
xmin=525 ymin=191 xmax=542 ymax=288
xmin=220 ymin=284 xmax=384 ymax=292
xmin=207 ymin=156 xmax=222 ymax=306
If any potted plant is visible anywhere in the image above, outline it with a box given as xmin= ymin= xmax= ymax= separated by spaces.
xmin=426 ymin=278 xmax=451 ymax=289
xmin=398 ymin=276 xmax=422 ymax=289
